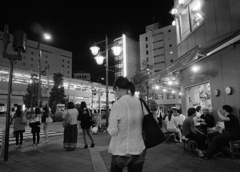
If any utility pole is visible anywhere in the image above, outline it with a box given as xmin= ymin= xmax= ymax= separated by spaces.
xmin=2 ymin=25 xmax=27 ymax=161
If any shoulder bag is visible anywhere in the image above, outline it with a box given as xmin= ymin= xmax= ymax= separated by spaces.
xmin=140 ymin=98 xmax=166 ymax=149
xmin=22 ymin=115 xmax=27 ymax=124
xmin=62 ymin=110 xmax=71 ymax=127
xmin=87 ymin=109 xmax=95 ymax=126
xmin=46 ymin=114 xmax=53 ymax=123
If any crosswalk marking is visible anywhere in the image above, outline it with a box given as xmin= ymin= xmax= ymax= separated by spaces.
xmin=0 ymin=128 xmax=63 ymax=146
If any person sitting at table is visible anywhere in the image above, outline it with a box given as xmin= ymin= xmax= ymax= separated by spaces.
xmin=164 ymin=110 xmax=182 ymax=142
xmin=199 ymin=105 xmax=240 ymax=160
xmin=176 ymin=109 xmax=185 ymax=133
xmin=198 ymin=107 xmax=215 ymax=134
xmin=193 ymin=106 xmax=202 ymax=128
xmin=182 ymin=107 xmax=206 ymax=157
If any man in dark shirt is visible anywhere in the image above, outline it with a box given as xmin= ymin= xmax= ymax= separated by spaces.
xmin=199 ymin=105 xmax=240 ymax=160
xmin=182 ymin=108 xmax=206 ymax=157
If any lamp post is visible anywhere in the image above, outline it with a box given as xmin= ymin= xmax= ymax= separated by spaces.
xmin=146 ymin=68 xmax=149 ymax=106
xmin=90 ymin=36 xmax=122 ymax=126
xmin=97 ymin=77 xmax=104 ymax=125
xmin=37 ymin=33 xmax=51 ymax=108
xmin=30 ymin=74 xmax=38 ymax=115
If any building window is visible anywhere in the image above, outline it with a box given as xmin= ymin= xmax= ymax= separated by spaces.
xmin=23 ymin=56 xmax=26 ymax=59
xmin=45 ymin=61 xmax=47 ymax=64
xmin=146 ymin=44 xmax=148 ymax=48
xmin=68 ymin=71 xmax=69 ymax=74
xmin=189 ymin=0 xmax=203 ymax=31
xmin=145 ymin=37 xmax=148 ymax=41
xmin=167 ymin=93 xmax=175 ymax=99
xmin=31 ymin=64 xmax=33 ymax=67
xmin=68 ymin=61 xmax=70 ymax=64
xmin=169 ymin=44 xmax=172 ymax=47
xmin=168 ymin=29 xmax=171 ymax=32
xmin=62 ymin=59 xmax=64 ymax=62
xmin=23 ymin=63 xmax=25 ymax=65
xmin=68 ymin=66 xmax=69 ymax=69
xmin=177 ymin=0 xmax=203 ymax=42
xmin=170 ymin=59 xmax=173 ymax=62
xmin=31 ymin=58 xmax=33 ymax=61
xmin=62 ymin=65 xmax=64 ymax=67
xmin=46 ymin=55 xmax=48 ymax=58
xmin=146 ymin=51 xmax=148 ymax=55
xmin=31 ymin=52 xmax=34 ymax=55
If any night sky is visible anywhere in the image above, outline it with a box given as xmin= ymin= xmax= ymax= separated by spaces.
xmin=1 ymin=0 xmax=174 ymax=85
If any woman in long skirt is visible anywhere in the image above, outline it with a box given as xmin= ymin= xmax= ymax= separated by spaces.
xmin=62 ymin=102 xmax=79 ymax=151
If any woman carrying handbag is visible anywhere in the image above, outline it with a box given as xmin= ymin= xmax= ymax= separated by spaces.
xmin=107 ymin=77 xmax=149 ymax=172
xmin=78 ymin=101 xmax=95 ymax=149
xmin=12 ymin=105 xmax=26 ymax=149
xmin=29 ymin=108 xmax=41 ymax=146
xmin=62 ymin=102 xmax=79 ymax=151
xmin=42 ymin=105 xmax=51 ymax=143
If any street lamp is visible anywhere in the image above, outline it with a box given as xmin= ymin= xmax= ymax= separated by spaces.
xmin=90 ymin=36 xmax=122 ymax=126
xmin=37 ymin=33 xmax=51 ymax=108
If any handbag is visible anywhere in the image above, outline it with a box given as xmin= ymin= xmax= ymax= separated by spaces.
xmin=22 ymin=115 xmax=27 ymax=124
xmin=87 ymin=109 xmax=95 ymax=126
xmin=140 ymin=98 xmax=166 ymax=149
xmin=62 ymin=110 xmax=71 ymax=127
xmin=46 ymin=115 xmax=53 ymax=123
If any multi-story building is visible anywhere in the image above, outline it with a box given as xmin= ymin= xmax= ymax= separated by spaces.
xmin=150 ymin=0 xmax=240 ymax=119
xmin=114 ymin=34 xmax=140 ymax=80
xmin=0 ymin=32 xmax=72 ymax=78
xmin=74 ymin=72 xmax=91 ymax=81
xmin=139 ymin=23 xmax=181 ymax=108
xmin=0 ymin=31 xmax=114 ymax=113
xmin=140 ymin=23 xmax=178 ymax=73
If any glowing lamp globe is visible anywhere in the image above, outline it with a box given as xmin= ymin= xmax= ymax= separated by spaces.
xmin=94 ymin=55 xmax=105 ymax=65
xmin=111 ymin=46 xmax=122 ymax=56
xmin=90 ymin=46 xmax=100 ymax=56
xmin=43 ymin=33 xmax=52 ymax=40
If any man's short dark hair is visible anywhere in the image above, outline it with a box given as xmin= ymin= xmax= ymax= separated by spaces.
xmin=222 ymin=105 xmax=233 ymax=113
xmin=196 ymin=106 xmax=201 ymax=112
xmin=188 ymin=108 xmax=196 ymax=116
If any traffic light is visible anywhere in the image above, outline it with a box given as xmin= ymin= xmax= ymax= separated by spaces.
xmin=12 ymin=30 xmax=27 ymax=53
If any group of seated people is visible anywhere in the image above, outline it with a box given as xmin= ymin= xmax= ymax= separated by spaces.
xmin=182 ymin=105 xmax=240 ymax=160
xmin=157 ymin=105 xmax=240 ymax=160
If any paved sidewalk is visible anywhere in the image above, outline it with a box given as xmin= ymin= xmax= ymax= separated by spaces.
xmin=0 ymin=131 xmax=240 ymax=172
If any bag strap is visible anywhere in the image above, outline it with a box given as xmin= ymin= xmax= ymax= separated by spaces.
xmin=139 ymin=99 xmax=144 ymax=118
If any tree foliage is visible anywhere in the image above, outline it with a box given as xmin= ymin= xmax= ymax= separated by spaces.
xmin=49 ymin=73 xmax=66 ymax=112
xmin=23 ymin=81 xmax=39 ymax=109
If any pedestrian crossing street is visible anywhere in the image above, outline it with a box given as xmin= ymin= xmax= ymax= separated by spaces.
xmin=0 ymin=128 xmax=63 ymax=146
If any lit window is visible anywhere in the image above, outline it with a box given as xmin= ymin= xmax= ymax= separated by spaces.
xmin=179 ymin=7 xmax=190 ymax=40
xmin=190 ymin=0 xmax=203 ymax=30
xmin=177 ymin=0 xmax=204 ymax=42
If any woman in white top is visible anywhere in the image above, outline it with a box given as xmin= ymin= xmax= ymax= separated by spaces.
xmin=62 ymin=102 xmax=79 ymax=151
xmin=107 ymin=77 xmax=148 ymax=172
xmin=165 ymin=110 xmax=182 ymax=142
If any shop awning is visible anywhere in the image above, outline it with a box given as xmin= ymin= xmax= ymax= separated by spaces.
xmin=150 ymin=27 xmax=240 ymax=82
xmin=150 ymin=46 xmax=199 ymax=82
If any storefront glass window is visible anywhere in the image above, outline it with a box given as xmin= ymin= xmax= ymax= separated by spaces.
xmin=185 ymin=82 xmax=212 ymax=110
xmin=167 ymin=93 xmax=175 ymax=99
